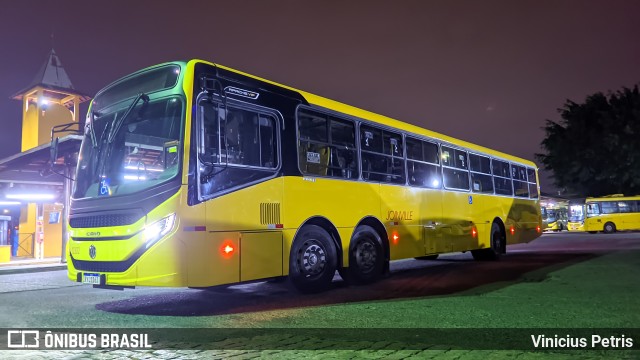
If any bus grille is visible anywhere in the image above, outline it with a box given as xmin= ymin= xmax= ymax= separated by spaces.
xmin=69 ymin=213 xmax=142 ymax=228
xmin=260 ymin=203 xmax=281 ymax=225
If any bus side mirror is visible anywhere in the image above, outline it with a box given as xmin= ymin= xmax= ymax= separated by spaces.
xmin=49 ymin=137 xmax=59 ymax=167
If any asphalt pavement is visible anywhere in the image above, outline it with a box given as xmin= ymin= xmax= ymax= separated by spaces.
xmin=0 ymin=232 xmax=638 ymax=359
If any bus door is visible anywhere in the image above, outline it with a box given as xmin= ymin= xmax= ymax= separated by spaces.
xmin=405 ymin=136 xmax=443 ymax=255
xmin=195 ymin=99 xmax=284 ymax=285
xmin=440 ymin=147 xmax=478 ymax=252
xmin=421 ymin=189 xmax=443 ymax=255
xmin=441 ymin=191 xmax=479 ymax=252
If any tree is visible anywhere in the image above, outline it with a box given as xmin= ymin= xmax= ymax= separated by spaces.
xmin=536 ymin=85 xmax=640 ymax=197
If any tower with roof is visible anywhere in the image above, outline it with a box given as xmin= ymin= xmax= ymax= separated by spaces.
xmin=0 ymin=49 xmax=90 ymax=261
xmin=12 ymin=49 xmax=91 ymax=151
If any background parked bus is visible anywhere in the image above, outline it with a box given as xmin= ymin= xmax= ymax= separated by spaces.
xmin=567 ymin=198 xmax=586 ymax=231
xmin=540 ymin=197 xmax=568 ymax=231
xmin=583 ymin=195 xmax=640 ymax=233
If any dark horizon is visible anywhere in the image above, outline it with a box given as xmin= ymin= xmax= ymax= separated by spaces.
xmin=1 ymin=1 xmax=639 ymax=193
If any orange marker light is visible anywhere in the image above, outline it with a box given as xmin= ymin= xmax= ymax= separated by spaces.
xmin=392 ymin=233 xmax=399 ymax=245
xmin=536 ymin=225 xmax=541 ymax=233
xmin=510 ymin=227 xmax=515 ymax=235
xmin=220 ymin=241 xmax=236 ymax=258
xmin=472 ymin=227 xmax=477 ymax=238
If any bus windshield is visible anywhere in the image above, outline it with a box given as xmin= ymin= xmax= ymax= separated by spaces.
xmin=569 ymin=204 xmax=584 ymax=222
xmin=568 ymin=215 xmax=583 ymax=222
xmin=73 ymin=65 xmax=184 ymax=200
xmin=74 ymin=96 xmax=183 ymax=199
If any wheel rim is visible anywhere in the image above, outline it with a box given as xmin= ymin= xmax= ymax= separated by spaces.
xmin=354 ymin=238 xmax=377 ymax=274
xmin=605 ymin=224 xmax=613 ymax=232
xmin=298 ymin=240 xmax=327 ymax=277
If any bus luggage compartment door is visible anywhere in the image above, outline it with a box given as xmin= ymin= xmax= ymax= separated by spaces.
xmin=240 ymin=231 xmax=283 ymax=282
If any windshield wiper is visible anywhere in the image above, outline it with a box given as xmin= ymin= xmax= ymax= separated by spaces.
xmin=88 ymin=110 xmax=101 ymax=148
xmin=108 ymin=92 xmax=149 ymax=144
xmin=95 ymin=93 xmax=149 ymax=187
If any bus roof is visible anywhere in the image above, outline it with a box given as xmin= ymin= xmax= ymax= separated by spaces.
xmin=196 ymin=59 xmax=537 ymax=168
xmin=586 ymin=195 xmax=640 ymax=202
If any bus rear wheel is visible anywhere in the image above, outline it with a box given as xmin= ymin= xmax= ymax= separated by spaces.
xmin=289 ymin=225 xmax=337 ymax=293
xmin=603 ymin=222 xmax=616 ymax=234
xmin=343 ymin=225 xmax=384 ymax=285
xmin=471 ymin=222 xmax=503 ymax=261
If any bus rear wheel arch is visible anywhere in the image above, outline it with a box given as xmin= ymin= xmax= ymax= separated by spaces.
xmin=288 ymin=224 xmax=338 ymax=293
xmin=603 ymin=222 xmax=617 ymax=234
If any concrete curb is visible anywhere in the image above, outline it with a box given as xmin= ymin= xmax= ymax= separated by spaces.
xmin=0 ymin=264 xmax=67 ymax=275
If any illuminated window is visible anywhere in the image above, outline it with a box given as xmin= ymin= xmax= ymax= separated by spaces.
xmin=407 ymin=136 xmax=441 ymax=189
xmin=442 ymin=146 xmax=469 ymax=191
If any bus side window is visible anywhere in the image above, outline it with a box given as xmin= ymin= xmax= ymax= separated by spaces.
xmin=259 ymin=115 xmax=277 ymax=168
xmin=362 ymin=156 xmax=371 ymax=180
xmin=199 ymin=102 xmax=220 ymax=163
xmin=587 ymin=203 xmax=600 ymax=215
xmin=300 ymin=143 xmax=329 ymax=176
xmin=297 ymin=108 xmax=358 ymax=179
xmin=442 ymin=146 xmax=469 ymax=190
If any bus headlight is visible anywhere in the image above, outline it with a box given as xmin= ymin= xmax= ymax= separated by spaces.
xmin=144 ymin=214 xmax=176 ymax=248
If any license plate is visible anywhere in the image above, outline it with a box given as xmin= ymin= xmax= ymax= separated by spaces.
xmin=82 ymin=273 xmax=101 ymax=285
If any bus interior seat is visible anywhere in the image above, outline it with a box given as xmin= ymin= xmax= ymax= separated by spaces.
xmin=362 ymin=157 xmax=371 ymax=180
xmin=330 ymin=148 xmax=348 ymax=177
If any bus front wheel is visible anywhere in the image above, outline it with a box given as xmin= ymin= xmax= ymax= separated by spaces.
xmin=289 ymin=225 xmax=337 ymax=293
xmin=343 ymin=225 xmax=384 ymax=285
xmin=603 ymin=222 xmax=616 ymax=234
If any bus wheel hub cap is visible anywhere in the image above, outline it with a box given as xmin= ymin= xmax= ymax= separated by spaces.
xmin=302 ymin=243 xmax=325 ymax=275
xmin=357 ymin=241 xmax=375 ymax=271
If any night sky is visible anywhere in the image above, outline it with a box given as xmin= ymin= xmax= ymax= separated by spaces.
xmin=1 ymin=1 xmax=639 ymax=193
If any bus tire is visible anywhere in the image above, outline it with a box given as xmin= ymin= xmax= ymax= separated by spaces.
xmin=415 ymin=255 xmax=439 ymax=260
xmin=603 ymin=222 xmax=616 ymax=234
xmin=344 ymin=225 xmax=384 ymax=285
xmin=471 ymin=222 xmax=502 ymax=261
xmin=588 ymin=231 xmax=598 ymax=234
xmin=289 ymin=225 xmax=337 ymax=293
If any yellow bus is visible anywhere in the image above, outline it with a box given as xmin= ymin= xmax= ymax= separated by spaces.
xmin=64 ymin=60 xmax=542 ymax=293
xmin=540 ymin=198 xmax=568 ymax=231
xmin=567 ymin=199 xmax=586 ymax=231
xmin=584 ymin=195 xmax=640 ymax=233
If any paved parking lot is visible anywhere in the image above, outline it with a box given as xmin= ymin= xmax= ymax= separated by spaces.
xmin=1 ymin=232 xmax=639 ymax=359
